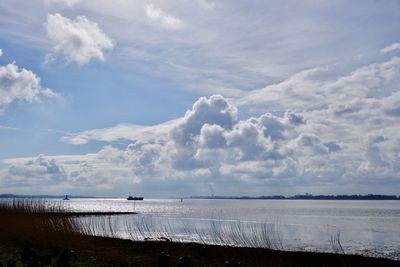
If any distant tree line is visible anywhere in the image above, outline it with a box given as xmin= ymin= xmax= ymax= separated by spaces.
xmin=2 ymin=193 xmax=399 ymax=200
xmin=190 ymin=194 xmax=400 ymax=200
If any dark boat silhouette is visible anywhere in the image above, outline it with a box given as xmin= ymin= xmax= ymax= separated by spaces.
xmin=63 ymin=195 xmax=69 ymax=200
xmin=127 ymin=196 xmax=143 ymax=201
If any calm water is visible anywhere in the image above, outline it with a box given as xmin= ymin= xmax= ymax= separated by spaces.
xmin=54 ymin=199 xmax=399 ymax=260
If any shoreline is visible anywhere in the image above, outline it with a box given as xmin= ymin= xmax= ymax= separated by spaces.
xmin=1 ymin=200 xmax=398 ymax=266
xmin=38 ymin=211 xmax=138 ymax=216
xmin=2 ymin=236 xmax=398 ymax=267
xmin=77 ymin=237 xmax=400 ymax=266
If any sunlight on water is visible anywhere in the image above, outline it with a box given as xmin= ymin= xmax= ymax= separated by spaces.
xmin=56 ymin=199 xmax=400 ymax=260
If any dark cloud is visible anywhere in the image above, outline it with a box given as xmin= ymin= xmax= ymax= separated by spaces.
xmin=7 ymin=155 xmax=67 ymax=186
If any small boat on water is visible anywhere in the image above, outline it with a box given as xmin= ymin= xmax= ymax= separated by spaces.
xmin=127 ymin=196 xmax=143 ymax=201
xmin=63 ymin=194 xmax=69 ymax=200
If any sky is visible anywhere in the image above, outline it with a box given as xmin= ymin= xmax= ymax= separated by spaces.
xmin=0 ymin=0 xmax=399 ymax=197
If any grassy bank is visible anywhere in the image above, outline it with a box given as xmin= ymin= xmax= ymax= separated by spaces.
xmin=0 ymin=200 xmax=398 ymax=266
xmin=1 ymin=237 xmax=398 ymax=267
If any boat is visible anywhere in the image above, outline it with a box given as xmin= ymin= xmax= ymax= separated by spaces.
xmin=127 ymin=196 xmax=143 ymax=201
xmin=63 ymin=194 xmax=69 ymax=200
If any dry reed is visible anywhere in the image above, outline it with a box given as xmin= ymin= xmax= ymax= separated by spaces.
xmin=0 ymin=199 xmax=84 ymax=246
xmin=0 ymin=199 xmax=284 ymax=250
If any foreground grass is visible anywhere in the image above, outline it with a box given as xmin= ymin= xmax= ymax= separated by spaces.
xmin=1 ymin=237 xmax=398 ymax=267
xmin=0 ymin=200 xmax=398 ymax=267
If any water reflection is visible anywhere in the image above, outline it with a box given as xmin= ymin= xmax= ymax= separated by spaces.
xmin=61 ymin=199 xmax=400 ymax=260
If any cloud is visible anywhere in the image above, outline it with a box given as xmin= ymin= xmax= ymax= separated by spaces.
xmin=80 ymin=57 xmax=400 ymax=193
xmin=45 ymin=0 xmax=81 ymax=6
xmin=145 ymin=4 xmax=183 ymax=30
xmin=2 ymin=1 xmax=400 ymax=96
xmin=62 ymin=119 xmax=180 ymax=145
xmin=238 ymin=57 xmax=400 ymax=113
xmin=381 ymin=42 xmax=400 ymax=54
xmin=238 ymin=56 xmax=400 ymax=188
xmin=199 ymin=124 xmax=226 ymax=148
xmin=5 ymin=155 xmax=67 ymax=187
xmin=39 ymin=95 xmax=305 ymax=194
xmin=0 ymin=49 xmax=2 ymax=57
xmin=224 ymin=119 xmax=274 ymax=161
xmin=170 ymin=95 xmax=237 ymax=146
xmin=46 ymin=13 xmax=114 ymax=65
xmin=52 ymin=54 xmax=400 ymax=195
xmin=292 ymin=133 xmax=329 ymax=155
xmin=95 ymin=96 xmax=298 ymax=176
xmin=198 ymin=0 xmax=216 ymax=9
xmin=1 ymin=153 xmax=140 ymax=195
xmin=3 ymin=52 xmax=400 ymax=195
xmin=0 ymin=62 xmax=56 ymax=114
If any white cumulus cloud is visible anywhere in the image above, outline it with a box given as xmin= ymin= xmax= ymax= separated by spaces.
xmin=0 ymin=62 xmax=56 ymax=114
xmin=46 ymin=13 xmax=114 ymax=65
xmin=51 ymin=55 xmax=400 ymax=195
xmin=170 ymin=95 xmax=238 ymax=146
xmin=3 ymin=53 xmax=400 ymax=196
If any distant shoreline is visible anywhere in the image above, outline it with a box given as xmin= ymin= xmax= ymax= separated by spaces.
xmin=190 ymin=194 xmax=400 ymax=200
xmin=1 ymin=193 xmax=399 ymax=200
xmin=0 ymin=194 xmax=95 ymax=199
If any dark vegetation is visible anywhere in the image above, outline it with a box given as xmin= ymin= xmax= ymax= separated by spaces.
xmin=0 ymin=195 xmax=92 ymax=199
xmin=0 ymin=199 xmax=398 ymax=267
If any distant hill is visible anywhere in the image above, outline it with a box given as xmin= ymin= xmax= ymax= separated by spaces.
xmin=190 ymin=194 xmax=400 ymax=200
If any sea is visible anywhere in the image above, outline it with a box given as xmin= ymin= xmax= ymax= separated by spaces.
xmin=34 ymin=199 xmax=400 ymax=260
